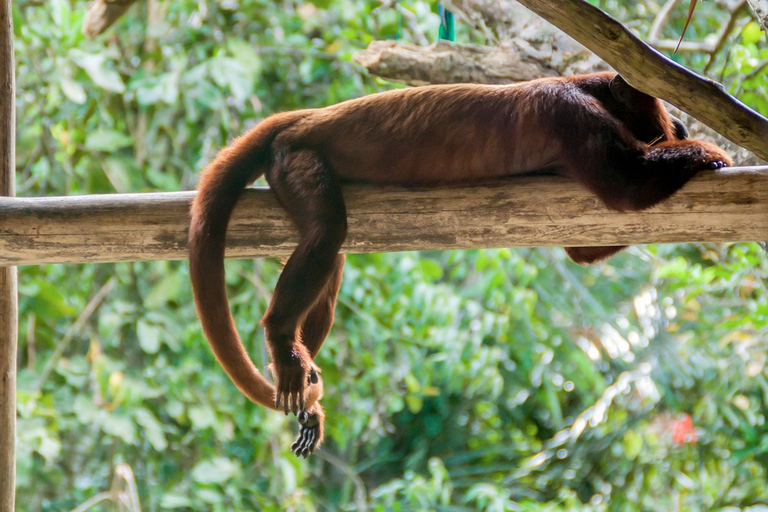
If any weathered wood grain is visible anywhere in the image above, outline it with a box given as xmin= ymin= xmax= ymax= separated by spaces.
xmin=0 ymin=167 xmax=766 ymax=267
xmin=0 ymin=0 xmax=16 ymax=509
xmin=352 ymin=40 xmax=559 ymax=87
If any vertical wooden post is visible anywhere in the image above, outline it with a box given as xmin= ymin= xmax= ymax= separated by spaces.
xmin=0 ymin=0 xmax=16 ymax=510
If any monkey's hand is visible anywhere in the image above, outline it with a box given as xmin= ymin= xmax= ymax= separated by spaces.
xmin=270 ymin=343 xmax=320 ymax=415
xmin=292 ymin=403 xmax=325 ymax=458
xmin=646 ymin=140 xmax=732 ymax=174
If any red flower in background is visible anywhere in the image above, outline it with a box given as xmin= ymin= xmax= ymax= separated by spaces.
xmin=672 ymin=414 xmax=697 ymax=445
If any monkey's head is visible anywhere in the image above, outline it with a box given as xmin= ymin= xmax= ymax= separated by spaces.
xmin=607 ymin=74 xmax=687 ymax=145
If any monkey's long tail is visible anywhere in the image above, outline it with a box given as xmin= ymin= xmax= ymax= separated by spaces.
xmin=188 ymin=113 xmax=299 ymax=411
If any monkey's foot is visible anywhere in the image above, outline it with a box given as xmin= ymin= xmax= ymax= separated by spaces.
xmin=291 ymin=405 xmax=325 ymax=458
xmin=271 ymin=343 xmax=317 ymax=415
xmin=564 ymin=246 xmax=627 ymax=265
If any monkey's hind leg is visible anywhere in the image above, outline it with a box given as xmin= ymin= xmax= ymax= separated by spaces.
xmin=262 ymin=150 xmax=348 ymax=417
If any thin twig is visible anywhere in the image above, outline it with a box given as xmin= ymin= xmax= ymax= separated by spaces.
xmin=82 ymin=0 xmax=140 ymax=38
xmin=314 ymin=449 xmax=369 ymax=511
xmin=69 ymin=463 xmax=142 ymax=512
xmin=69 ymin=492 xmax=112 ymax=512
xmin=745 ymin=58 xmax=768 ymax=80
xmin=26 ymin=312 xmax=35 ymax=370
xmin=113 ymin=464 xmax=142 ymax=512
xmin=703 ymin=0 xmax=749 ymax=73
xmin=652 ymin=39 xmax=715 ymax=52
xmin=649 ymin=0 xmax=683 ymax=42
xmin=35 ymin=277 xmax=117 ymax=391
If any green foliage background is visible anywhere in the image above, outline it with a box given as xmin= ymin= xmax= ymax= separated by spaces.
xmin=11 ymin=0 xmax=768 ymax=510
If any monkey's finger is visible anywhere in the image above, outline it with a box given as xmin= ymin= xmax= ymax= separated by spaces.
xmin=300 ymin=428 xmax=314 ymax=450
xmin=291 ymin=434 xmax=303 ymax=453
xmin=303 ymin=430 xmax=314 ymax=449
xmin=298 ymin=410 xmax=309 ymax=425
xmin=297 ymin=436 xmax=310 ymax=457
xmin=300 ymin=430 xmax=316 ymax=458
xmin=292 ymin=428 xmax=308 ymax=449
xmin=293 ymin=429 xmax=311 ymax=457
xmin=283 ymin=392 xmax=290 ymax=415
xmin=299 ymin=389 xmax=306 ymax=412
xmin=709 ymin=160 xmax=727 ymax=169
xmin=275 ymin=393 xmax=282 ymax=411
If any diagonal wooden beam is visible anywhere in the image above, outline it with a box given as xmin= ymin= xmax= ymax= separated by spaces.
xmin=0 ymin=166 xmax=766 ymax=267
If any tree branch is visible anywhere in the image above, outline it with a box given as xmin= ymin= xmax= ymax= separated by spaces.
xmin=442 ymin=0 xmax=606 ymax=76
xmin=82 ymin=0 xmax=139 ymax=38
xmin=747 ymin=0 xmax=768 ymax=32
xmin=353 ymin=40 xmax=558 ymax=86
xmin=354 ymin=2 xmax=608 ymax=84
xmin=703 ymin=1 xmax=749 ymax=73
xmin=441 ymin=0 xmax=533 ymax=42
xmin=651 ymin=39 xmax=716 ymax=53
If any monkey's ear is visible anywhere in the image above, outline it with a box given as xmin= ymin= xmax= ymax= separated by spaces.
xmin=671 ymin=116 xmax=689 ymax=140
xmin=608 ymin=74 xmax=633 ymax=104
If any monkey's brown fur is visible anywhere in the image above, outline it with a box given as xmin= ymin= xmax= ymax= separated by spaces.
xmin=188 ymin=72 xmax=731 ymax=457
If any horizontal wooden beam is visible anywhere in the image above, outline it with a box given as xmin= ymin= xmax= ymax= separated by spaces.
xmin=1 ymin=166 xmax=766 ymax=266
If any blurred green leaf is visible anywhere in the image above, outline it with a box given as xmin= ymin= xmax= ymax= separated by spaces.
xmin=70 ymin=49 xmax=126 ymax=93
xmin=137 ymin=320 xmax=162 ymax=354
xmin=191 ymin=457 xmax=239 ymax=484
xmin=85 ymin=130 xmax=133 ymax=152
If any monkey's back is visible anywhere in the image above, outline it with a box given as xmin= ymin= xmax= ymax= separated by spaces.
xmin=274 ymin=80 xmax=579 ymax=185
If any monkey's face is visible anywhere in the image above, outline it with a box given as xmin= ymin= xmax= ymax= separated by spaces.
xmin=607 ymin=74 xmax=685 ymax=145
xmin=670 ymin=116 xmax=689 ymax=140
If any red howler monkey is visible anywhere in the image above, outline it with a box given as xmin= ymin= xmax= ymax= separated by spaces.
xmin=188 ymin=72 xmax=731 ymax=458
